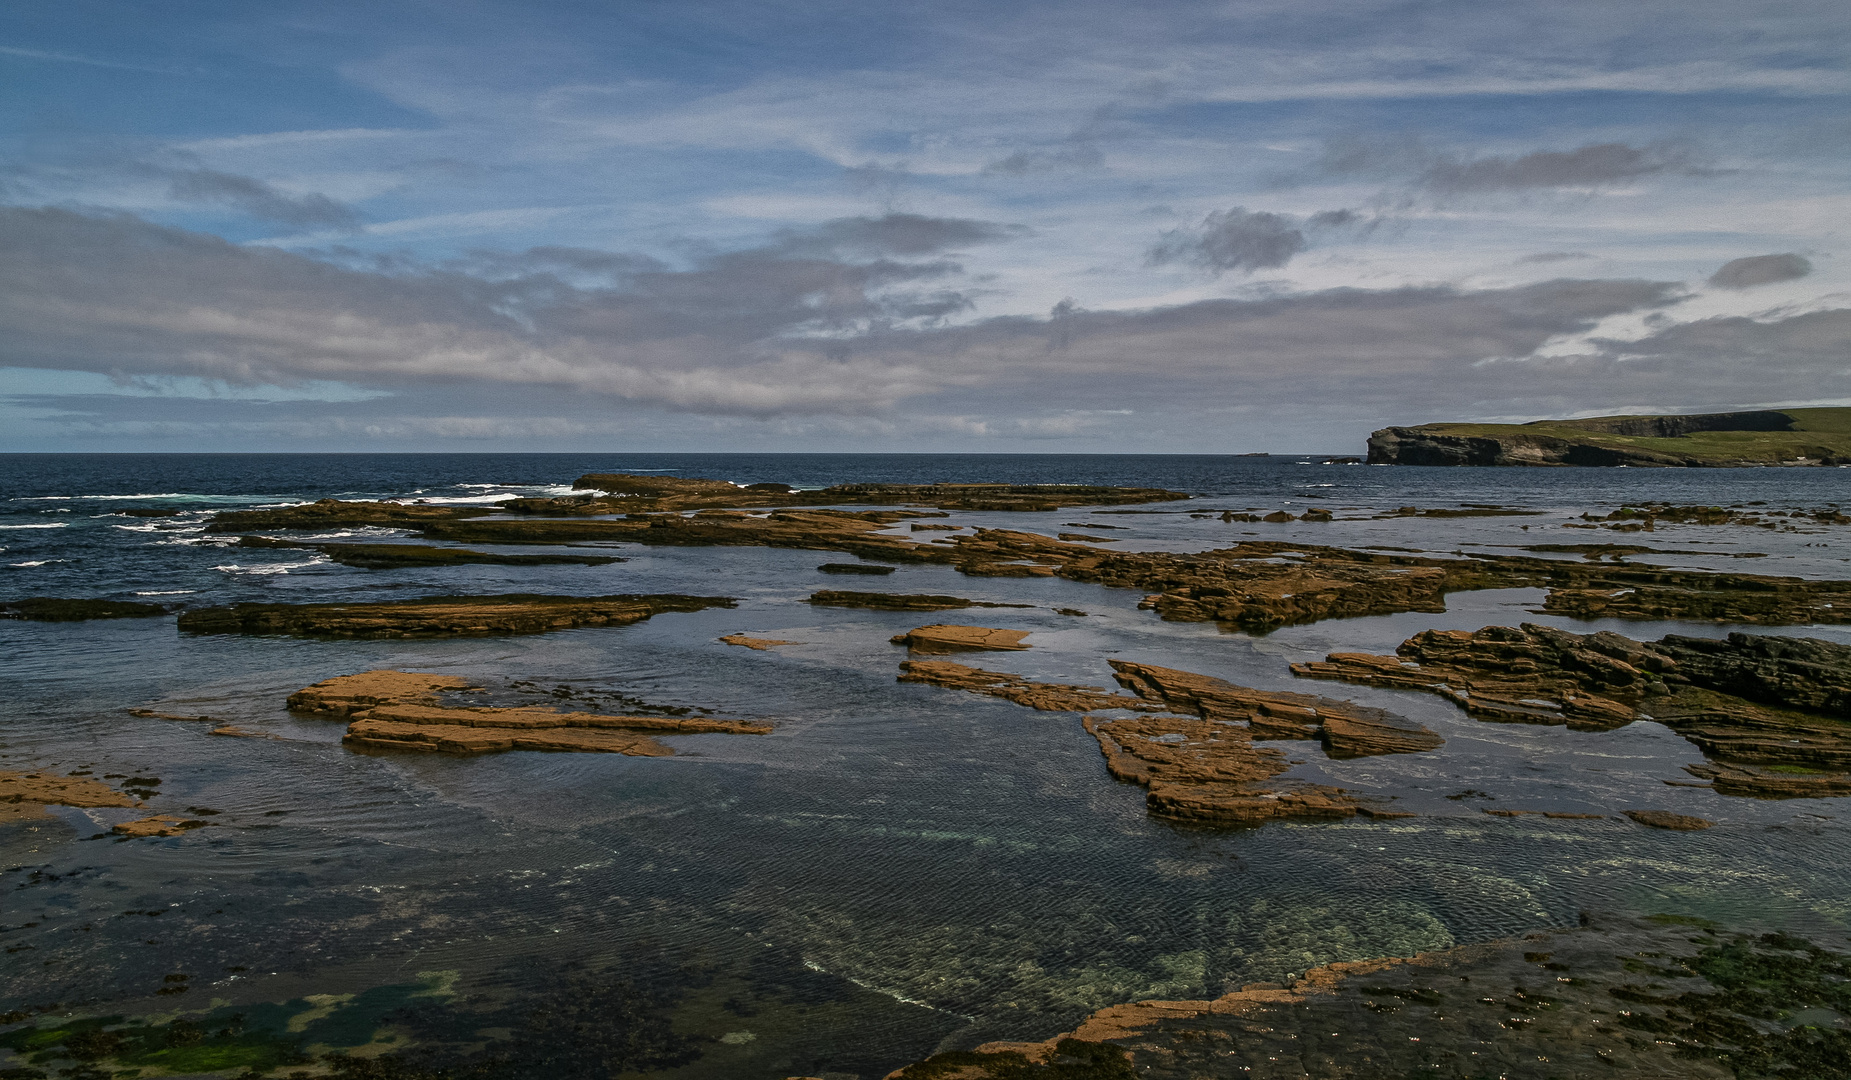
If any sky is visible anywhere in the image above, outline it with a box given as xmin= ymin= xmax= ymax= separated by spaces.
xmin=1 ymin=0 xmax=1847 ymax=453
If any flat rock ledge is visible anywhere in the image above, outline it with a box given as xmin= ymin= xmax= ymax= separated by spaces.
xmin=719 ymin=633 xmax=798 ymax=651
xmin=898 ymin=659 xmax=1441 ymax=825
xmin=289 ymin=670 xmax=771 ymax=755
xmin=178 ymin=593 xmax=734 ymax=638
xmin=890 ymin=625 xmax=1032 ymax=653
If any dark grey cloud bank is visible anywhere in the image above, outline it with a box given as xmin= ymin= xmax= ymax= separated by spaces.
xmin=1146 ymin=207 xmax=1361 ymax=274
xmin=4 ymin=207 xmax=1845 ymax=445
xmin=1306 ymin=137 xmax=1710 ymax=199
xmin=1707 ymin=253 xmax=1813 ymax=289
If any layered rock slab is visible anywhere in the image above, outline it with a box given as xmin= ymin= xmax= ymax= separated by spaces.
xmin=950 ymin=532 xmax=1851 ymax=630
xmin=1293 ymin=624 xmax=1851 ymax=797
xmin=177 ymin=593 xmax=733 ymax=638
xmin=897 ymin=660 xmax=1439 ymax=824
xmin=890 ymin=625 xmax=1032 ymax=653
xmin=289 ymin=670 xmax=770 ymax=756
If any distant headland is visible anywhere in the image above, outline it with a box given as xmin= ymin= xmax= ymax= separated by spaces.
xmin=1368 ymin=406 xmax=1851 ymax=466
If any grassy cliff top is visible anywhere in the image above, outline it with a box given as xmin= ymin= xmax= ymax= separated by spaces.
xmin=1403 ymin=407 xmax=1851 ymax=465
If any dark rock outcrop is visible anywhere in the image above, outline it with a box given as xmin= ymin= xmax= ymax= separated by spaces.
xmin=178 ymin=593 xmax=733 ymax=638
xmin=1292 ymin=624 xmax=1851 ymax=797
xmin=235 ymin=536 xmax=621 ymax=569
xmin=0 ymin=597 xmax=169 ymax=621
xmin=812 ymin=591 xmax=992 ymax=611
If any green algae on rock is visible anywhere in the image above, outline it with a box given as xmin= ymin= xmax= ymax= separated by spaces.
xmin=177 ymin=593 xmax=733 ymax=638
xmin=887 ymin=915 xmax=1851 ymax=1080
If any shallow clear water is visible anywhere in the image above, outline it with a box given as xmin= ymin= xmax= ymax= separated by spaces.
xmin=2 ymin=453 xmax=1849 ymax=1077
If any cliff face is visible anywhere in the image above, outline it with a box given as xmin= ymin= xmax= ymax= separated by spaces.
xmin=1367 ymin=408 xmax=1851 ymax=467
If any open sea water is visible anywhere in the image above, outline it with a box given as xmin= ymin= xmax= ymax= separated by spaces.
xmin=2 ymin=453 xmax=1849 ymax=1077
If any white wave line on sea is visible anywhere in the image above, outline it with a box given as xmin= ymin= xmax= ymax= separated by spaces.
xmin=0 ymin=522 xmax=69 ymax=529
xmin=134 ymin=590 xmax=195 ymax=595
xmin=797 ymin=959 xmax=974 ymax=1018
xmin=7 ymin=560 xmax=66 ymax=567
xmin=212 ymin=556 xmax=331 ymax=575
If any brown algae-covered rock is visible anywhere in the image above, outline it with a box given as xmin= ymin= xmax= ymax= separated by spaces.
xmin=1623 ymin=809 xmax=1715 ymax=830
xmin=1 ymin=770 xmax=139 ymax=824
xmin=719 ymin=633 xmax=798 ymax=651
xmin=113 ymin=815 xmax=208 ymax=838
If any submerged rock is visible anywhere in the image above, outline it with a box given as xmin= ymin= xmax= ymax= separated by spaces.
xmin=899 ymin=914 xmax=1843 ymax=1079
xmin=289 ymin=670 xmax=771 ymax=756
xmin=1293 ymin=624 xmax=1851 ymax=797
xmin=890 ymin=625 xmax=1032 ymax=653
xmin=1623 ymin=809 xmax=1714 ymax=830
xmin=0 ymin=597 xmax=168 ymax=621
xmin=1 ymin=770 xmax=138 ymax=823
xmin=177 ymin=593 xmax=733 ymax=638
xmin=817 ymin=562 xmax=896 ymax=575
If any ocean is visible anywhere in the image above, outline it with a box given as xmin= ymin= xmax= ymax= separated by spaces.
xmin=2 ymin=453 xmax=1849 ymax=1078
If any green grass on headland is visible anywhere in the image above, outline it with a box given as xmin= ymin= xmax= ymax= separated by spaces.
xmin=1400 ymin=407 xmax=1851 ymax=466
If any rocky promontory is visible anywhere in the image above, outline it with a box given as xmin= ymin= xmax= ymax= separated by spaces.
xmin=1368 ymin=406 xmax=1851 ymax=467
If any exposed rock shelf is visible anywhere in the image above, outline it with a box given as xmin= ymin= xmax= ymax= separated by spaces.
xmin=890 ymin=625 xmax=1032 ymax=653
xmin=288 ymin=670 xmax=771 ymax=756
xmin=946 ymin=532 xmax=1851 ymax=630
xmin=898 ymin=659 xmax=1441 ymax=825
xmin=206 ymin=472 xmax=1189 ymax=535
xmin=177 ymin=593 xmax=734 ymax=638
xmin=1292 ymin=625 xmax=1851 ymax=797
xmin=1367 ymin=406 xmax=1851 ymax=467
